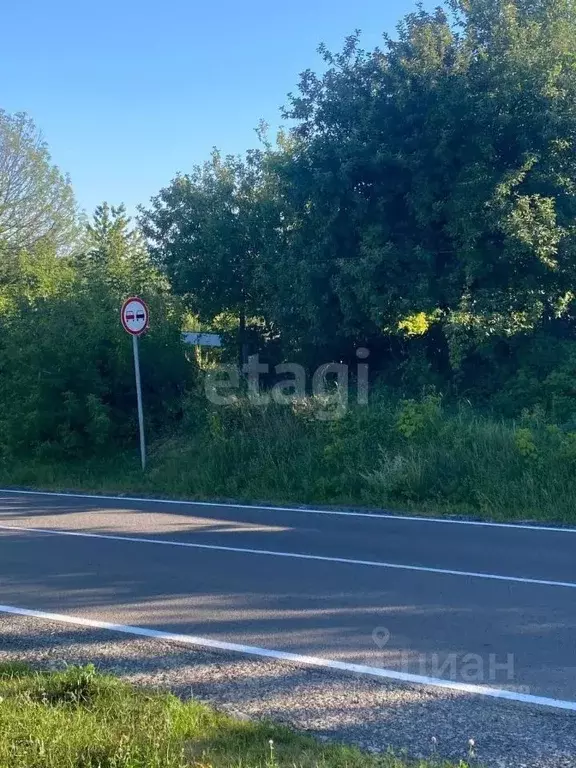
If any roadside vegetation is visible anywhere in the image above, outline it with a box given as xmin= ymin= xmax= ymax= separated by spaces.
xmin=2 ymin=393 xmax=576 ymax=524
xmin=0 ymin=663 xmax=465 ymax=768
xmin=2 ymin=0 xmax=576 ymax=525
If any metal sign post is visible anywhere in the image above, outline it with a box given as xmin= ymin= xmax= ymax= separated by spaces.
xmin=132 ymin=333 xmax=146 ymax=471
xmin=121 ymin=297 xmax=149 ymax=471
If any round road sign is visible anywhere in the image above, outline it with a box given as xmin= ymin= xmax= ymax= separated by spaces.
xmin=121 ymin=297 xmax=149 ymax=336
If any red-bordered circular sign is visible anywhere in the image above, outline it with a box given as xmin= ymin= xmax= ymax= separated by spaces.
xmin=121 ymin=296 xmax=149 ymax=336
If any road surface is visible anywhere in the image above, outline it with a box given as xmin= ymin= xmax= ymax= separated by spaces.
xmin=0 ymin=489 xmax=575 ymax=706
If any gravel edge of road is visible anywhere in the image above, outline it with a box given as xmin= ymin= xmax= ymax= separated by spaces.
xmin=3 ymin=485 xmax=575 ymax=530
xmin=1 ymin=614 xmax=576 ymax=767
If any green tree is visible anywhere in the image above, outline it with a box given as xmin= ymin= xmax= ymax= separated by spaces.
xmin=0 ymin=111 xmax=78 ymax=253
xmin=139 ymin=149 xmax=277 ymax=362
xmin=260 ymin=0 xmax=576 ymax=377
xmin=0 ymin=207 xmax=195 ymax=459
xmin=0 ymin=240 xmax=76 ymax=315
xmin=81 ymin=202 xmax=166 ymax=294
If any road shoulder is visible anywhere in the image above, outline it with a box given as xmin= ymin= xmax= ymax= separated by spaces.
xmin=1 ymin=613 xmax=575 ymax=768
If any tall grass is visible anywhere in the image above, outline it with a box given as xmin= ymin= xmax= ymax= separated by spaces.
xmin=2 ymin=392 xmax=576 ymax=523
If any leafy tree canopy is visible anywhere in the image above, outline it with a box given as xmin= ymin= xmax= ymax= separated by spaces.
xmin=138 ymin=0 xmax=576 ymax=388
xmin=0 ymin=111 xmax=78 ymax=254
xmin=267 ymin=0 xmax=576 ymax=364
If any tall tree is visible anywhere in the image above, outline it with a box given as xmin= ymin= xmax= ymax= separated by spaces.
xmin=0 ymin=110 xmax=78 ymax=253
xmin=139 ymin=150 xmax=276 ymax=361
xmin=82 ymin=202 xmax=161 ymax=294
xmin=261 ymin=0 xmax=576 ymax=372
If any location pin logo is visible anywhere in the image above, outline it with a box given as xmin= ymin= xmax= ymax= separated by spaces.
xmin=372 ymin=626 xmax=391 ymax=649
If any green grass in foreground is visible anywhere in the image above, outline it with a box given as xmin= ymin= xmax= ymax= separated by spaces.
xmin=0 ymin=663 xmax=465 ymax=768
xmin=2 ymin=393 xmax=576 ymax=524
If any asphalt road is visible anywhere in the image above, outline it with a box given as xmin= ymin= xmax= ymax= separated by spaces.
xmin=0 ymin=490 xmax=575 ymax=705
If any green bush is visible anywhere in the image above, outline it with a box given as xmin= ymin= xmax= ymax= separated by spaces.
xmin=0 ymin=281 xmax=194 ymax=459
xmin=0 ymin=224 xmax=197 ymax=460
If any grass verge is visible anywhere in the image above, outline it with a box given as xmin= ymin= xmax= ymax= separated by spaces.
xmin=0 ymin=663 xmax=464 ymax=768
xmin=1 ymin=393 xmax=576 ymax=524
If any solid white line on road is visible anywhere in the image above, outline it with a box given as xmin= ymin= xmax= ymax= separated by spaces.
xmin=0 ymin=487 xmax=574 ymax=534
xmin=1 ymin=602 xmax=576 ymax=712
xmin=1 ymin=522 xmax=575 ymax=589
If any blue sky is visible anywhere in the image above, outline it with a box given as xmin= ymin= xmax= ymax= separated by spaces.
xmin=2 ymin=0 xmax=427 ymax=217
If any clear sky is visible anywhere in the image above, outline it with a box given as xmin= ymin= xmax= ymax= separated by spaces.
xmin=2 ymin=0 xmax=428 ymax=217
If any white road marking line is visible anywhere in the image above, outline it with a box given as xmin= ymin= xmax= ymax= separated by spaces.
xmin=1 ymin=522 xmax=575 ymax=588
xmin=0 ymin=487 xmax=574 ymax=533
xmin=1 ymin=603 xmax=575 ymax=712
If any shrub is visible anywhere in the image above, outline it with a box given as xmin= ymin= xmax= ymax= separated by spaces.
xmin=0 ymin=256 xmax=196 ymax=459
